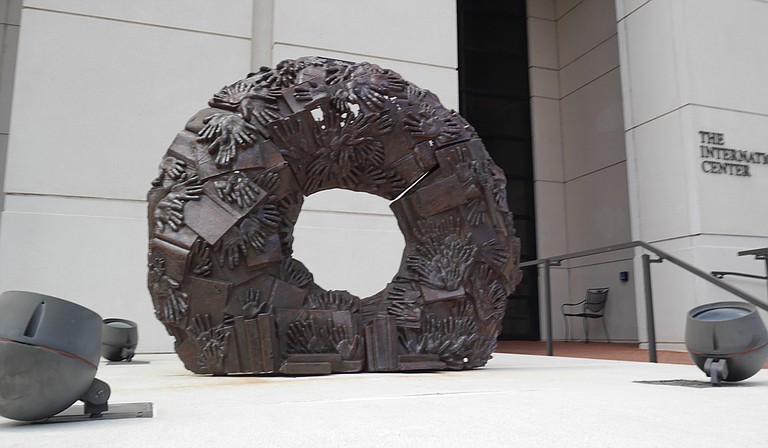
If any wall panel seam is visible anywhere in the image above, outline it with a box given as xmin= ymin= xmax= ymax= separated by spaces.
xmin=563 ymin=159 xmax=627 ymax=184
xmin=272 ymin=42 xmax=457 ymax=70
xmin=558 ymin=32 xmax=617 ymax=72
xmin=560 ymin=65 xmax=620 ymax=100
xmin=23 ymin=7 xmax=250 ymax=40
xmin=4 ymin=192 xmax=147 ymax=203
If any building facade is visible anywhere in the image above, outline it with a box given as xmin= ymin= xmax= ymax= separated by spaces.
xmin=0 ymin=0 xmax=766 ymax=352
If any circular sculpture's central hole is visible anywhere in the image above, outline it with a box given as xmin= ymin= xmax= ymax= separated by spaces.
xmin=292 ymin=189 xmax=405 ymax=298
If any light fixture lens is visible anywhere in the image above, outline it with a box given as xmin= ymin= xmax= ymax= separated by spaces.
xmin=693 ymin=307 xmax=751 ymax=321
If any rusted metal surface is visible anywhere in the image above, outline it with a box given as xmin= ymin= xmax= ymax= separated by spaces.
xmin=147 ymin=57 xmax=522 ymax=375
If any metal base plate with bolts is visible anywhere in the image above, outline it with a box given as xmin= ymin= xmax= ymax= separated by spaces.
xmin=105 ymin=360 xmax=150 ymax=365
xmin=31 ymin=402 xmax=154 ymax=424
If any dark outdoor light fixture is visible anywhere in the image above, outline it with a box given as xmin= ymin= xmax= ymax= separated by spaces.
xmin=0 ymin=291 xmax=110 ymax=421
xmin=102 ymin=318 xmax=138 ymax=362
xmin=685 ymin=301 xmax=768 ymax=385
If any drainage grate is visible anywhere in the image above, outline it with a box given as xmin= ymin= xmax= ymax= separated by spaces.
xmin=633 ymin=379 xmax=739 ymax=388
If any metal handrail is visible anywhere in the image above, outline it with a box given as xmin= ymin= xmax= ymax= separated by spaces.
xmin=711 ymin=271 xmax=767 ymax=281
xmin=736 ymin=247 xmax=768 ymax=299
xmin=520 ymin=240 xmax=768 ymax=362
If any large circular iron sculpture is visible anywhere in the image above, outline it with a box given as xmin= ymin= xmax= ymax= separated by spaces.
xmin=0 ymin=291 xmax=110 ymax=421
xmin=685 ymin=301 xmax=768 ymax=384
xmin=147 ymin=57 xmax=522 ymax=375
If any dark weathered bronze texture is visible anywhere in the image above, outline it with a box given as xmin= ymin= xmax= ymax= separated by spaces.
xmin=147 ymin=57 xmax=522 ymax=375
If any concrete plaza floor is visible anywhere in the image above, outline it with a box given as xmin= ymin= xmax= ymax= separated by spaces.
xmin=2 ymin=352 xmax=767 ymax=447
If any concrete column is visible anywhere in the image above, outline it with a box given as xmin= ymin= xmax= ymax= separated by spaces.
xmin=251 ymin=0 xmax=273 ymax=70
xmin=0 ymin=0 xmax=21 ymax=232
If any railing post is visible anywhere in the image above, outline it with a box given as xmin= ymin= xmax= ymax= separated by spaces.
xmin=735 ymin=247 xmax=768 ymax=300
xmin=542 ymin=260 xmax=553 ymax=356
xmin=754 ymin=255 xmax=768 ymax=304
xmin=642 ymin=254 xmax=658 ymax=363
xmin=763 ymin=258 xmax=768 ymax=300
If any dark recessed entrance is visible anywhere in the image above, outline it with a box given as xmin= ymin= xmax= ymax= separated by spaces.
xmin=457 ymin=0 xmax=539 ymax=340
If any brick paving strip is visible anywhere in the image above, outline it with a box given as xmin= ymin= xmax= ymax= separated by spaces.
xmin=495 ymin=341 xmax=729 ymax=366
xmin=496 ymin=341 xmax=768 ymax=368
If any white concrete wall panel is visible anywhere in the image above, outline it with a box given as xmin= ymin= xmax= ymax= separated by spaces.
xmin=0 ymin=5 xmax=19 ymax=223
xmin=621 ymin=0 xmax=768 ymax=123
xmin=273 ymin=0 xmax=457 ymax=69
xmin=0 ymin=1 xmax=21 ymax=26
xmin=561 ymin=68 xmax=625 ymax=181
xmin=292 ymin=207 xmax=404 ymax=299
xmin=533 ymin=180 xmax=567 ymax=258
xmin=0 ymin=133 xmax=7 ymax=209
xmin=527 ymin=0 xmax=556 ymax=21
xmin=615 ymin=0 xmax=651 ymax=21
xmin=290 ymin=193 xmax=406 ymax=299
xmin=529 ymin=67 xmax=559 ymax=99
xmin=299 ymin=189 xmax=394 ymax=216
xmin=687 ymin=106 xmax=768 ymax=237
xmin=22 ymin=0 xmax=253 ymax=37
xmin=629 ymin=110 xmax=692 ymax=242
xmin=620 ymin=0 xmax=682 ymax=128
xmin=0 ymin=19 xmax=18 ymax=135
xmin=530 ymin=97 xmax=563 ymax=182
xmin=555 ymin=0 xmax=582 ymax=20
xmin=0 ymin=5 xmax=253 ymax=352
xmin=0 ymin=196 xmax=174 ymax=352
xmin=678 ymin=0 xmax=768 ymax=116
xmin=559 ymin=34 xmax=619 ymax=97
xmin=565 ymin=161 xmax=631 ymax=252
xmin=4 ymin=9 xmax=250 ymax=200
xmin=527 ymin=17 xmax=558 ymax=70
xmin=557 ymin=0 xmax=617 ymax=67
